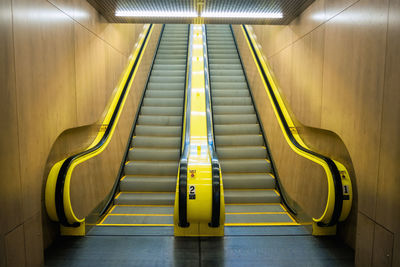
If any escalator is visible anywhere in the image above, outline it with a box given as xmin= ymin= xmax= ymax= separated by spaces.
xmin=206 ymin=24 xmax=297 ymax=226
xmin=98 ymin=24 xmax=189 ymax=227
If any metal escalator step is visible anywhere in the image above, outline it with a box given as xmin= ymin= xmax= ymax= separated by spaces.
xmin=220 ymin=159 xmax=271 ymax=173
xmin=225 ymin=213 xmax=293 ymax=224
xmin=211 ymin=82 xmax=248 ymax=89
xmin=142 ymin=98 xmax=183 ymax=107
xmin=137 ymin=115 xmax=182 ymax=126
xmin=214 ymin=114 xmax=257 ymax=124
xmin=140 ymin=106 xmax=182 ymax=116
xmin=209 ymin=69 xmax=243 ymax=76
xmin=217 ymin=146 xmax=267 ymax=159
xmin=208 ymin=54 xmax=238 ymax=60
xmin=145 ymin=89 xmax=184 ymax=98
xmin=147 ymin=82 xmax=184 ymax=90
xmin=102 ymin=214 xmax=173 ymax=225
xmin=209 ymin=64 xmax=242 ymax=70
xmin=155 ymin=59 xmax=187 ymax=65
xmin=223 ymin=173 xmax=275 ymax=189
xmin=209 ymin=58 xmax=241 ymax=64
xmin=131 ymin=136 xmax=180 ymax=148
xmin=215 ymin=134 xmax=264 ymax=146
xmin=212 ymin=89 xmax=249 ymax=98
xmin=211 ymin=76 xmax=245 ymax=83
xmin=135 ymin=125 xmax=181 ymax=136
xmin=208 ymin=50 xmax=238 ymax=55
xmin=149 ymin=76 xmax=185 ymax=83
xmin=212 ymin=97 xmax=252 ymax=106
xmin=225 ymin=204 xmax=284 ymax=213
xmin=124 ymin=161 xmax=178 ymax=176
xmin=214 ymin=124 xmax=260 ymax=135
xmin=156 ymin=54 xmax=186 ymax=60
xmin=110 ymin=206 xmax=174 ymax=215
xmin=115 ymin=192 xmax=175 ymax=205
xmin=151 ymin=70 xmax=186 ymax=77
xmin=213 ymin=105 xmax=254 ymax=115
xmin=224 ymin=189 xmax=280 ymax=204
xmin=120 ymin=176 xmax=176 ymax=192
xmin=128 ymin=148 xmax=180 ymax=161
xmin=152 ymin=64 xmax=186 ymax=71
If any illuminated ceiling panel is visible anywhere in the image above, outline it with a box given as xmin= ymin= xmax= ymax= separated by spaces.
xmin=87 ymin=0 xmax=315 ymax=25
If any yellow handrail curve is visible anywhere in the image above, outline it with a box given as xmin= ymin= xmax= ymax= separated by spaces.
xmin=45 ymin=24 xmax=154 ymax=226
xmin=241 ymin=25 xmax=352 ymax=231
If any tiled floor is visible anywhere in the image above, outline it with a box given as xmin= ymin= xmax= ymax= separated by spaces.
xmin=45 ymin=226 xmax=354 ymax=267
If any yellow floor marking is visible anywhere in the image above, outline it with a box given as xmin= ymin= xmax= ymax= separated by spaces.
xmin=108 ymin=205 xmax=117 ymax=214
xmin=120 ymin=191 xmax=175 ymax=194
xmin=225 ymin=222 xmax=300 ymax=226
xmin=285 ymin=211 xmax=298 ymax=223
xmin=114 ymin=204 xmax=174 ymax=207
xmin=97 ymin=224 xmax=174 ymax=226
xmin=98 ymin=214 xmax=109 ymax=225
xmin=226 ymin=212 xmax=287 ymax=215
xmin=108 ymin=214 xmax=173 ymax=216
xmin=226 ymin=203 xmax=282 ymax=206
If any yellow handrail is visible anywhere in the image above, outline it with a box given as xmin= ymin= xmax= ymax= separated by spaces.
xmin=241 ymin=25 xmax=352 ymax=234
xmin=45 ymin=24 xmax=154 ymax=228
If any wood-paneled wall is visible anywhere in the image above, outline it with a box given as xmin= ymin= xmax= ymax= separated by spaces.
xmin=0 ymin=0 xmax=151 ymax=265
xmin=240 ymin=0 xmax=399 ymax=265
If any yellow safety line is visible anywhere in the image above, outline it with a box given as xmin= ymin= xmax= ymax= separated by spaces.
xmin=98 ymin=214 xmax=109 ymax=225
xmin=226 ymin=203 xmax=282 ymax=206
xmin=108 ymin=206 xmax=117 ymax=214
xmin=107 ymin=214 xmax=173 ymax=216
xmin=114 ymin=204 xmax=174 ymax=207
xmin=115 ymin=192 xmax=121 ymax=199
xmin=225 ymin=189 xmax=276 ymax=191
xmin=285 ymin=211 xmax=298 ymax=223
xmin=97 ymin=224 xmax=174 ymax=226
xmin=226 ymin=212 xmax=287 ymax=215
xmin=225 ymin=222 xmax=300 ymax=226
xmin=118 ymin=191 xmax=175 ymax=194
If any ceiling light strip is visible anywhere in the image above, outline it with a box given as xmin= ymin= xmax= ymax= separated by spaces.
xmin=115 ymin=11 xmax=198 ymax=18
xmin=201 ymin=12 xmax=283 ymax=19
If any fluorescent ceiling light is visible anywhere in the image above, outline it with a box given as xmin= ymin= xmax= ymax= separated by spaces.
xmin=201 ymin=12 xmax=283 ymax=19
xmin=115 ymin=11 xmax=197 ymax=18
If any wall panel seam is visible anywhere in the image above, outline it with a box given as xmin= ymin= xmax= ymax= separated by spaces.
xmin=374 ymin=0 xmax=392 ymax=232
xmin=46 ymin=0 xmax=127 ymax=57
xmin=359 ymin=211 xmax=395 ymax=235
xmin=10 ymin=0 xmax=25 ymax=233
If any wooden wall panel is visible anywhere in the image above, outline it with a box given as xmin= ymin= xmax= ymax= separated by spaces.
xmin=372 ymin=224 xmax=394 ymax=267
xmin=233 ymin=26 xmax=328 ymax=220
xmin=290 ymin=26 xmax=324 ymax=127
xmin=0 ymin=0 xmax=146 ymax=263
xmin=376 ymin=0 xmax=400 ymax=265
xmin=70 ymin=24 xmax=162 ymax=220
xmin=355 ymin=212 xmax=374 ymax=266
xmin=322 ymin=0 xmax=388 ymax=220
xmin=290 ymin=0 xmax=325 ymax=41
xmin=0 ymin=0 xmax=23 ymax=236
xmin=23 ymin=213 xmax=44 ymax=266
xmin=5 ymin=226 xmax=25 ymax=267
xmin=75 ymin=24 xmax=107 ymax=126
xmin=13 ymin=0 xmax=77 ymax=222
xmin=246 ymin=0 xmax=399 ymax=260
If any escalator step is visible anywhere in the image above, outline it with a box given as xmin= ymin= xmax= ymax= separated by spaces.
xmin=128 ymin=147 xmax=180 ymax=161
xmin=134 ymin=125 xmax=181 ymax=136
xmin=220 ymin=159 xmax=272 ymax=173
xmin=215 ymin=135 xmax=264 ymax=146
xmin=115 ymin=192 xmax=175 ymax=205
xmin=131 ymin=136 xmax=180 ymax=148
xmin=124 ymin=161 xmax=178 ymax=176
xmin=137 ymin=115 xmax=182 ymax=126
xmin=217 ymin=146 xmax=268 ymax=159
xmin=224 ymin=190 xmax=280 ymax=204
xmin=120 ymin=176 xmax=176 ymax=192
xmin=223 ymin=173 xmax=275 ymax=189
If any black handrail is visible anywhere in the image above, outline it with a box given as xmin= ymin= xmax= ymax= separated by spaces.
xmin=99 ymin=24 xmax=166 ymax=218
xmin=241 ymin=25 xmax=343 ymax=227
xmin=55 ymin=24 xmax=154 ymax=227
xmin=178 ymin=24 xmax=193 ymax=228
xmin=203 ymin=24 xmax=221 ymax=228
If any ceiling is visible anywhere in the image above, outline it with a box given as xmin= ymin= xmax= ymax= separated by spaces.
xmin=87 ymin=0 xmax=315 ymax=25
